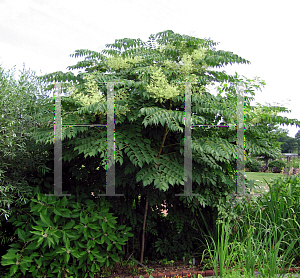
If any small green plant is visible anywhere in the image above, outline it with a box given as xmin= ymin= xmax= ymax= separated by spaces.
xmin=183 ymin=252 xmax=193 ymax=265
xmin=190 ymin=275 xmax=203 ymax=278
xmin=144 ymin=267 xmax=154 ymax=275
xmin=0 ymin=188 xmax=133 ymax=278
xmin=167 ymin=259 xmax=174 ymax=265
xmin=128 ymin=261 xmax=139 ymax=275
xmin=201 ymin=256 xmax=214 ymax=270
xmin=159 ymin=258 xmax=172 ymax=266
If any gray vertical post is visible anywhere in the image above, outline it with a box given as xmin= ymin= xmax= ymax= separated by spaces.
xmin=46 ymin=82 xmax=71 ymax=196
xmin=99 ymin=82 xmax=123 ymax=196
xmin=176 ymin=82 xmax=200 ymax=197
xmin=236 ymin=83 xmax=245 ymax=196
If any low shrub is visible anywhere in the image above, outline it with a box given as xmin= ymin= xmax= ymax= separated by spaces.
xmin=245 ymin=159 xmax=262 ymax=172
xmin=268 ymin=160 xmax=286 ymax=170
xmin=0 ymin=187 xmax=133 ymax=278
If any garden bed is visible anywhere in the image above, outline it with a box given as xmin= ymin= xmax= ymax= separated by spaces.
xmin=91 ymin=258 xmax=300 ymax=278
xmin=105 ymin=258 xmax=202 ymax=278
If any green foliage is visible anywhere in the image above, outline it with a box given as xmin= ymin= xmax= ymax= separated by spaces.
xmin=0 ymin=188 xmax=133 ymax=278
xmin=268 ymin=160 xmax=286 ymax=170
xmin=245 ymin=159 xmax=262 ymax=172
xmin=245 ymin=104 xmax=299 ymax=165
xmin=0 ymin=64 xmax=54 ymax=266
xmin=276 ymin=128 xmax=298 ymax=153
xmin=148 ymin=203 xmax=200 ymax=260
xmin=30 ymin=30 xmax=300 ymax=262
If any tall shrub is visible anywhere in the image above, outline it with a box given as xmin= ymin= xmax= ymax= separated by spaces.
xmin=0 ymin=65 xmax=51 ymax=221
xmin=0 ymin=65 xmax=54 ymax=276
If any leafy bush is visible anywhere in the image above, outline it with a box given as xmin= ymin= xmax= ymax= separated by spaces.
xmin=245 ymin=159 xmax=262 ymax=172
xmin=1 ymin=189 xmax=133 ymax=278
xmin=268 ymin=160 xmax=286 ymax=170
xmin=272 ymin=167 xmax=281 ymax=173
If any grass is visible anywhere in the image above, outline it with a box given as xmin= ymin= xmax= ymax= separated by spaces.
xmin=189 ymin=175 xmax=300 ymax=278
xmin=244 ymin=172 xmax=284 ymax=193
xmin=246 ymin=157 xmax=300 ymax=194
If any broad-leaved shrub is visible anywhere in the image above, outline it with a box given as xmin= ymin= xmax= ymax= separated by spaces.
xmin=1 ymin=191 xmax=133 ymax=278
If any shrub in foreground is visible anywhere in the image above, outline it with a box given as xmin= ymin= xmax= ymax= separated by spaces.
xmin=1 ymin=190 xmax=133 ymax=278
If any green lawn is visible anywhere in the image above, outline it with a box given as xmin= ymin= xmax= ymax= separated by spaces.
xmin=244 ymin=172 xmax=285 ymax=193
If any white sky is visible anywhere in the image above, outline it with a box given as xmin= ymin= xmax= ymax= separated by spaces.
xmin=1 ymin=0 xmax=299 ymax=138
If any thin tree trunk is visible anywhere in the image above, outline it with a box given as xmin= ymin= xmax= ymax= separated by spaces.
xmin=140 ymin=196 xmax=148 ymax=263
xmin=140 ymin=101 xmax=171 ymax=263
xmin=127 ymin=238 xmax=129 ymax=254
xmin=132 ymin=233 xmax=134 ymax=254
xmin=138 ymin=230 xmax=140 ymax=254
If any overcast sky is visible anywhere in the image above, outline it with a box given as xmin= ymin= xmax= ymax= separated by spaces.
xmin=1 ymin=0 xmax=299 ymax=138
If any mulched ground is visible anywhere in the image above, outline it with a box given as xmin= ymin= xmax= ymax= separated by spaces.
xmin=92 ymin=258 xmax=300 ymax=278
xmin=94 ymin=258 xmax=208 ymax=278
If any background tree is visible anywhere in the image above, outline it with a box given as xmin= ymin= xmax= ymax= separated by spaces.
xmin=31 ymin=30 xmax=300 ymax=263
xmin=244 ymin=103 xmax=296 ymax=166
xmin=276 ymin=129 xmax=298 ymax=153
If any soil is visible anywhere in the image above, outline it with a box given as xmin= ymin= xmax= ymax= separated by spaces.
xmin=98 ymin=258 xmax=207 ymax=278
xmin=94 ymin=258 xmax=300 ymax=278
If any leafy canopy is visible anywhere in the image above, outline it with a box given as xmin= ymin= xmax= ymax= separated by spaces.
xmin=33 ymin=30 xmax=300 ymax=213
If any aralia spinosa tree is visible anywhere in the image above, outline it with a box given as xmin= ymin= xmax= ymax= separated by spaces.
xmin=32 ymin=30 xmax=300 ymax=262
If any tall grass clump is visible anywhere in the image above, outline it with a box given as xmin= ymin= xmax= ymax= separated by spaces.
xmin=192 ymin=175 xmax=300 ymax=277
